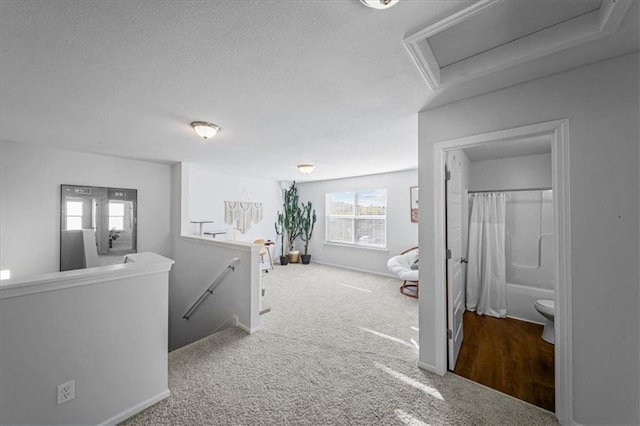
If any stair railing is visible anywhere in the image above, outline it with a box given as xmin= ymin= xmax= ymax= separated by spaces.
xmin=183 ymin=257 xmax=241 ymax=320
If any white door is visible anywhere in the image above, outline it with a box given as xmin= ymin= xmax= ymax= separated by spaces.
xmin=446 ymin=151 xmax=464 ymax=370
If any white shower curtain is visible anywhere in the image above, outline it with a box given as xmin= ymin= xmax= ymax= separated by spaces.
xmin=466 ymin=193 xmax=507 ymax=318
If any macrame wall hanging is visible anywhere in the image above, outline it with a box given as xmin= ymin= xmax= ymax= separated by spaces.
xmin=224 ymin=188 xmax=263 ymax=234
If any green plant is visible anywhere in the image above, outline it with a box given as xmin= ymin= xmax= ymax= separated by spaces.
xmin=299 ymin=201 xmax=316 ymax=256
xmin=108 ymin=228 xmax=120 ymax=249
xmin=109 ymin=228 xmax=120 ymax=241
xmin=274 ymin=211 xmax=286 ymax=257
xmin=282 ymin=182 xmax=303 ymax=252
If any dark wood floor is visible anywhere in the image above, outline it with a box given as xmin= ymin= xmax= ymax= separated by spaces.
xmin=453 ymin=311 xmax=555 ymax=412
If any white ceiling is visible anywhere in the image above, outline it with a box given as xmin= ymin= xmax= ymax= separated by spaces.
xmin=1 ymin=0 xmax=638 ymax=182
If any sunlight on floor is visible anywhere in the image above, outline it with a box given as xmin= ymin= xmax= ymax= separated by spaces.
xmin=411 ymin=326 xmax=419 ymax=332
xmin=374 ymin=362 xmax=444 ymax=401
xmin=394 ymin=409 xmax=431 ymax=426
xmin=410 ymin=337 xmax=419 ymax=350
xmin=335 ymin=282 xmax=372 ymax=292
xmin=359 ymin=327 xmax=414 ymax=349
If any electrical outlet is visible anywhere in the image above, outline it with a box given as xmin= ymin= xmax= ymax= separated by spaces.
xmin=57 ymin=380 xmax=75 ymax=405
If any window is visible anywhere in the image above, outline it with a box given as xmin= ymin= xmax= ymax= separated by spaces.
xmin=66 ymin=200 xmax=84 ymax=230
xmin=326 ymin=190 xmax=386 ymax=248
xmin=109 ymin=201 xmax=125 ymax=231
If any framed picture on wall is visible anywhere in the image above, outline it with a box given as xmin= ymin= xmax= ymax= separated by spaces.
xmin=410 ymin=186 xmax=418 ymax=223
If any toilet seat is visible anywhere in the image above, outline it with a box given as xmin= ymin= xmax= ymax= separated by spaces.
xmin=535 ymin=299 xmax=554 ymax=316
xmin=534 ymin=299 xmax=555 ymax=344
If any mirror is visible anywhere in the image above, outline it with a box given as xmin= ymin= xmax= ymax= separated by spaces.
xmin=60 ymin=184 xmax=137 ymax=271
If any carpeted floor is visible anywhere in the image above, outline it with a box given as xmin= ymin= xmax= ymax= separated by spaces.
xmin=122 ymin=263 xmax=558 ymax=425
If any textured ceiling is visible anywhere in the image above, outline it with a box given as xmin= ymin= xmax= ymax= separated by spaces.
xmin=1 ymin=0 xmax=637 ymax=182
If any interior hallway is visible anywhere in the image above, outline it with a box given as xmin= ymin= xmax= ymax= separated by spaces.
xmin=123 ymin=264 xmax=557 ymax=425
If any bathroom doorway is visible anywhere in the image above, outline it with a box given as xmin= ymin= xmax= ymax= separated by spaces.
xmin=433 ymin=120 xmax=571 ymax=421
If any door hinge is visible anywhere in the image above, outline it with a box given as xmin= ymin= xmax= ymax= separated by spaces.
xmin=447 ymin=329 xmax=453 ymax=339
xmin=445 ymin=170 xmax=451 ymax=181
xmin=446 ymin=249 xmax=452 ymax=260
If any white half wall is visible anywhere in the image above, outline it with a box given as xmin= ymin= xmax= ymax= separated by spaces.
xmin=0 ymin=254 xmax=173 ymax=425
xmin=0 ymin=142 xmax=173 ymax=278
xmin=418 ymin=53 xmax=639 ymax=425
xmin=296 ymin=169 xmax=418 ymax=276
xmin=169 ymin=236 xmax=260 ymax=351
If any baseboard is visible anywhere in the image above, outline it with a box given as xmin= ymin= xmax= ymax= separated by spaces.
xmin=214 ymin=315 xmax=239 ymax=333
xmin=311 ymin=260 xmax=396 ymax=279
xmin=99 ymin=389 xmax=170 ymax=426
xmin=417 ymin=360 xmax=446 ymax=376
xmin=506 ymin=314 xmax=544 ymax=326
xmin=237 ymin=321 xmax=261 ymax=334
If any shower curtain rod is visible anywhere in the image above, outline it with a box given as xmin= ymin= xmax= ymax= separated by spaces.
xmin=468 ymin=187 xmax=552 ymax=194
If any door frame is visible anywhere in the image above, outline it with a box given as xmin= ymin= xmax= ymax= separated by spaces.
xmin=431 ymin=119 xmax=572 ymax=424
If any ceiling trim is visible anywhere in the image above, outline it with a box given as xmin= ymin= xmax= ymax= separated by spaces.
xmin=403 ymin=0 xmax=632 ymax=92
xmin=402 ymin=0 xmax=501 ymax=91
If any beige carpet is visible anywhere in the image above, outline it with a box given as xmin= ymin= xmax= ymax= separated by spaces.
xmin=122 ymin=263 xmax=558 ymax=425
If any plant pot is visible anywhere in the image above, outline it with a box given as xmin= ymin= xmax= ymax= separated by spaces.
xmin=289 ymin=250 xmax=300 ymax=263
xmin=301 ymin=254 xmax=311 ymax=264
xmin=279 ymin=255 xmax=289 ymax=265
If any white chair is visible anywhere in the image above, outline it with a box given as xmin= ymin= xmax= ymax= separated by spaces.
xmin=387 ymin=247 xmax=419 ymax=298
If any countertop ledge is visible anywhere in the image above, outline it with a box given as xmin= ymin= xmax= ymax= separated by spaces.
xmin=0 ymin=252 xmax=174 ymax=299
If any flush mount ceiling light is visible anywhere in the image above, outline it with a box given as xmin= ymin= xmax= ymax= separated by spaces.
xmin=191 ymin=121 xmax=220 ymax=140
xmin=360 ymin=0 xmax=399 ymax=10
xmin=297 ymin=164 xmax=315 ymax=174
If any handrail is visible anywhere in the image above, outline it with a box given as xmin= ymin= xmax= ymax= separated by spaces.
xmin=183 ymin=257 xmax=241 ymax=320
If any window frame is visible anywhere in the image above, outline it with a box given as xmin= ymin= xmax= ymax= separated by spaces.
xmin=108 ymin=201 xmax=126 ymax=231
xmin=325 ymin=189 xmax=387 ymax=249
xmin=65 ymin=199 xmax=84 ymax=231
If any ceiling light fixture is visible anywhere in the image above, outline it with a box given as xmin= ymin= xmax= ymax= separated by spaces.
xmin=191 ymin=121 xmax=220 ymax=140
xmin=297 ymin=164 xmax=315 ymax=174
xmin=360 ymin=0 xmax=399 ymax=10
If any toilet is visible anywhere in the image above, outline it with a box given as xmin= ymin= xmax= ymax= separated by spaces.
xmin=534 ymin=299 xmax=555 ymax=344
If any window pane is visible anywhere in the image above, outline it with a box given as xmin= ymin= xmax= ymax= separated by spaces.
xmin=327 ymin=218 xmax=353 ymax=243
xmin=67 ymin=201 xmax=83 ymax=216
xmin=109 ymin=217 xmax=124 ymax=231
xmin=356 ymin=190 xmax=386 ymax=216
xmin=109 ymin=202 xmax=125 ymax=216
xmin=356 ymin=219 xmax=386 ymax=246
xmin=328 ymin=192 xmax=354 ymax=215
xmin=67 ymin=217 xmax=82 ymax=230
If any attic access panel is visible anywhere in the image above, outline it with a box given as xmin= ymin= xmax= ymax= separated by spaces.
xmin=403 ymin=0 xmax=631 ymax=91
xmin=428 ymin=0 xmax=602 ymax=68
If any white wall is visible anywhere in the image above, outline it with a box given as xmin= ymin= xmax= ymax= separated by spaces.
xmin=469 ymin=153 xmax=551 ymax=191
xmin=188 ymin=165 xmax=281 ymax=247
xmin=296 ymin=169 xmax=418 ymax=276
xmin=169 ymin=163 xmax=261 ymax=351
xmin=0 ymin=257 xmax=172 ymax=425
xmin=418 ymin=53 xmax=639 ymax=425
xmin=0 ymin=142 xmax=173 ymax=278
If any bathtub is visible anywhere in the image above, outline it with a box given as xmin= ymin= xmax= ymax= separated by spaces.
xmin=506 ymin=282 xmax=554 ymax=324
xmin=504 ymin=192 xmax=555 ymax=324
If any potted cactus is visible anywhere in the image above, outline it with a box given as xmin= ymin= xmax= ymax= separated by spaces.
xmin=274 ymin=211 xmax=288 ymax=265
xmin=299 ymin=201 xmax=316 ymax=265
xmin=283 ymin=182 xmax=303 ymax=263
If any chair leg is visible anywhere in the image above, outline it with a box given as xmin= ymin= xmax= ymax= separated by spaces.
xmin=400 ymin=280 xmax=419 ymax=298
